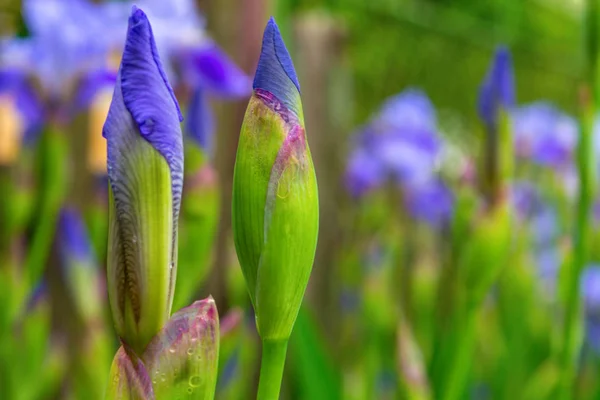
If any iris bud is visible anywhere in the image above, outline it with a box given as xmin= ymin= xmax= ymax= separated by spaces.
xmin=103 ymin=7 xmax=184 ymax=355
xmin=232 ymin=17 xmax=319 ymax=341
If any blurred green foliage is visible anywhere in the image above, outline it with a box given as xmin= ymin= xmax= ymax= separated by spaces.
xmin=278 ymin=0 xmax=582 ymax=129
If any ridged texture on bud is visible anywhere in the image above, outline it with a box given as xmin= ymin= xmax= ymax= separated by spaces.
xmin=232 ymin=17 xmax=318 ymax=341
xmin=103 ymin=6 xmax=184 ymax=355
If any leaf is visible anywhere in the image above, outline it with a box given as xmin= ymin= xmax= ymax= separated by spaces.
xmin=289 ymin=306 xmax=341 ymax=400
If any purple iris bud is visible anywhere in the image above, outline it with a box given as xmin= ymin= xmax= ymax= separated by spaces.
xmin=185 ymin=87 xmax=214 ymax=154
xmin=513 ymin=102 xmax=578 ymax=169
xmin=478 ymin=46 xmax=515 ymax=129
xmin=253 ymin=17 xmax=301 ymax=116
xmin=404 ymin=180 xmax=454 ymax=227
xmin=104 ymin=6 xmax=184 ymax=168
xmin=103 ymin=6 xmax=184 ymax=355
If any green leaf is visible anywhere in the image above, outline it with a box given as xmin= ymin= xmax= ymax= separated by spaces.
xmin=289 ymin=306 xmax=341 ymax=400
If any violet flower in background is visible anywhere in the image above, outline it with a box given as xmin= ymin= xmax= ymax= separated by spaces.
xmin=512 ymin=102 xmax=578 ymax=170
xmin=511 ymin=181 xmax=543 ymax=221
xmin=478 ymin=46 xmax=515 ymax=130
xmin=0 ymin=68 xmax=44 ymax=144
xmin=371 ymin=89 xmax=442 ymax=186
xmin=344 ymin=89 xmax=443 ymax=198
xmin=185 ymin=87 xmax=215 ymax=155
xmin=581 ymin=266 xmax=600 ymax=352
xmin=404 ymin=180 xmax=454 ymax=228
xmin=0 ymin=0 xmax=119 ymax=127
xmin=345 ymin=144 xmax=386 ymax=198
xmin=510 ymin=182 xmax=562 ymax=299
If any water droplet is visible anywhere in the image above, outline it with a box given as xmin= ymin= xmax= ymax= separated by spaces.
xmin=160 ymin=373 xmax=166 ymax=382
xmin=187 ymin=387 xmax=193 ymax=394
xmin=186 ymin=347 xmax=194 ymax=356
xmin=140 ymin=119 xmax=155 ymax=135
xmin=190 ymin=336 xmax=197 ymax=342
xmin=168 ymin=347 xmax=176 ymax=354
xmin=189 ymin=375 xmax=201 ymax=387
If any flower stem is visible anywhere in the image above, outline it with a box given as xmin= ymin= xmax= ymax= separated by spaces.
xmin=257 ymin=339 xmax=288 ymax=400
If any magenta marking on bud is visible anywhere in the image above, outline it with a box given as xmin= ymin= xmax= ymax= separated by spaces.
xmin=254 ymin=88 xmax=300 ymax=126
xmin=254 ymin=89 xmax=308 ymax=240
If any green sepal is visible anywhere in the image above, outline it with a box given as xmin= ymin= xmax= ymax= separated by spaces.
xmin=107 ymin=133 xmax=176 ymax=355
xmin=232 ymin=95 xmax=319 ymax=341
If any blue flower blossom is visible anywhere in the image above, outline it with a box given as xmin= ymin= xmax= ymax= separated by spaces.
xmin=344 ymin=89 xmax=442 ymax=198
xmin=344 ymin=145 xmax=386 ymax=198
xmin=404 ymin=179 xmax=454 ymax=227
xmin=513 ymin=102 xmax=578 ymax=169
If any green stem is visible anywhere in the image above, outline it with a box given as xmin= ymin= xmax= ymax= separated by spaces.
xmin=257 ymin=339 xmax=288 ymax=400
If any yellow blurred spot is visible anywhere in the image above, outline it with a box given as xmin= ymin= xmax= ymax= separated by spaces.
xmin=108 ymin=50 xmax=122 ymax=70
xmin=88 ymin=89 xmax=112 ymax=174
xmin=0 ymin=96 xmax=23 ymax=166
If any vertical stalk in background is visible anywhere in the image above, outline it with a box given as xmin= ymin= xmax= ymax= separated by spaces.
xmin=558 ymin=1 xmax=598 ymax=396
xmin=432 ymin=47 xmax=515 ymax=400
xmin=25 ymin=127 xmax=69 ymax=288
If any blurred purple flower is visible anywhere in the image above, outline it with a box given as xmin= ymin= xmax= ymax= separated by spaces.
xmin=582 ymin=266 xmax=600 ymax=352
xmin=0 ymin=67 xmax=44 ymax=142
xmin=513 ymin=102 xmax=578 ymax=169
xmin=404 ymin=179 xmax=454 ymax=227
xmin=57 ymin=207 xmax=95 ymax=263
xmin=344 ymin=145 xmax=386 ymax=198
xmin=478 ymin=46 xmax=515 ymax=130
xmin=510 ymin=181 xmax=543 ymax=221
xmin=0 ymin=0 xmax=119 ymax=130
xmin=178 ymin=43 xmax=252 ymax=98
xmin=372 ymin=90 xmax=441 ymax=185
xmin=344 ymin=89 xmax=442 ymax=198
xmin=20 ymin=0 xmax=117 ymax=96
xmin=185 ymin=87 xmax=214 ymax=154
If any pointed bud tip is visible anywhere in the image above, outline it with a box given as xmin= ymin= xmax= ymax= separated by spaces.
xmin=253 ymin=16 xmax=301 ymax=103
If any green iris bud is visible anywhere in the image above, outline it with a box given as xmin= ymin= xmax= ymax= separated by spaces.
xmin=232 ymin=17 xmax=319 ymax=341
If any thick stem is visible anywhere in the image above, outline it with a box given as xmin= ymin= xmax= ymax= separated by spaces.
xmin=257 ymin=339 xmax=288 ymax=400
